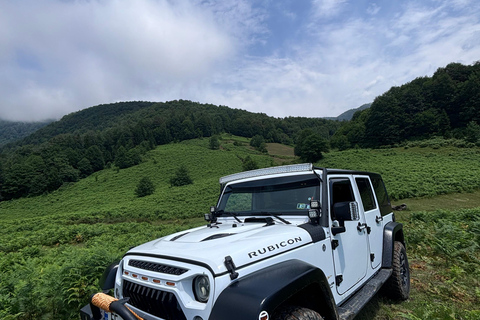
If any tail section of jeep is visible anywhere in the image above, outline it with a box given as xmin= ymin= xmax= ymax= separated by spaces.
xmin=80 ymin=164 xmax=409 ymax=320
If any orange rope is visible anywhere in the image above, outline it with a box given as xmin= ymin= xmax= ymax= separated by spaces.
xmin=91 ymin=293 xmax=144 ymax=320
xmin=126 ymin=306 xmax=144 ymax=320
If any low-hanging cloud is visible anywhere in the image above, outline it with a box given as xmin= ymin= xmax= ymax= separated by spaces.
xmin=1 ymin=0 xmax=480 ymax=121
xmin=0 ymin=0 xmax=239 ymax=121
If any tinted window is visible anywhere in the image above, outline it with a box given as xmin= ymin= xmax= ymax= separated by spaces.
xmin=330 ymin=179 xmax=355 ymax=204
xmin=370 ymin=175 xmax=391 ymax=216
xmin=355 ymin=178 xmax=377 ymax=212
xmin=330 ymin=178 xmax=356 ymax=221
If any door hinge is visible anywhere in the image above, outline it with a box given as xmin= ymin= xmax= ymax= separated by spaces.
xmin=336 ymin=275 xmax=343 ymax=286
xmin=370 ymin=253 xmax=375 ymax=262
xmin=358 ymin=222 xmax=372 ymax=234
xmin=331 ymin=239 xmax=339 ymax=250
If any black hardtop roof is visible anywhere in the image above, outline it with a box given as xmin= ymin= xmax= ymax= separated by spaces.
xmin=320 ymin=167 xmax=383 ymax=178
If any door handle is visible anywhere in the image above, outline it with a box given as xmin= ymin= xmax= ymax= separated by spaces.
xmin=357 ymin=222 xmax=367 ymax=232
xmin=375 ymin=216 xmax=383 ymax=224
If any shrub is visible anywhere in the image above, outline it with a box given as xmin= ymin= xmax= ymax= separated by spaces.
xmin=209 ymin=135 xmax=220 ymax=150
xmin=242 ymin=155 xmax=258 ymax=171
xmin=169 ymin=165 xmax=193 ymax=187
xmin=135 ymin=177 xmax=155 ymax=197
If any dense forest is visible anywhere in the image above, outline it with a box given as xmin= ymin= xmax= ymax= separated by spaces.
xmin=331 ymin=62 xmax=480 ymax=149
xmin=0 ymin=120 xmax=52 ymax=147
xmin=0 ymin=101 xmax=339 ymax=200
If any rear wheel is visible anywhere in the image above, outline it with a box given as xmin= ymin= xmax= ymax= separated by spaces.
xmin=385 ymin=241 xmax=410 ymax=300
xmin=273 ymin=306 xmax=324 ymax=320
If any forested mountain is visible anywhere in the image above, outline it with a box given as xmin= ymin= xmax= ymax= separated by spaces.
xmin=16 ymin=101 xmax=155 ymax=146
xmin=0 ymin=100 xmax=340 ymax=200
xmin=2 ymin=62 xmax=479 ymax=201
xmin=331 ymin=62 xmax=480 ymax=149
xmin=336 ymin=103 xmax=371 ymax=121
xmin=0 ymin=119 xmax=52 ymax=147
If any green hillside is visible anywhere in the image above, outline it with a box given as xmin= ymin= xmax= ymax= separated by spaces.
xmin=0 ymin=100 xmax=340 ymax=200
xmin=0 ymin=136 xmax=479 ymax=319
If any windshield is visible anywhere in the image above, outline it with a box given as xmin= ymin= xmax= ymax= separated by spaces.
xmin=218 ymin=174 xmax=321 ymax=216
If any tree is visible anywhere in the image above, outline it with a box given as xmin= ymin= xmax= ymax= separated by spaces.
xmin=465 ymin=121 xmax=480 ymax=144
xmin=295 ymin=129 xmax=329 ymax=163
xmin=170 ymin=165 xmax=193 ymax=187
xmin=330 ymin=134 xmax=350 ymax=151
xmin=86 ymin=145 xmax=105 ymax=172
xmin=114 ymin=146 xmax=141 ymax=169
xmin=250 ymin=135 xmax=268 ymax=153
xmin=242 ymin=155 xmax=258 ymax=171
xmin=135 ymin=177 xmax=155 ymax=197
xmin=209 ymin=135 xmax=220 ymax=150
xmin=77 ymin=158 xmax=93 ymax=178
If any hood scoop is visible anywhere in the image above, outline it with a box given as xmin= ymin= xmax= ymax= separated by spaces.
xmin=170 ymin=232 xmax=189 ymax=241
xmin=201 ymin=233 xmax=235 ymax=241
xmin=244 ymin=217 xmax=275 ymax=226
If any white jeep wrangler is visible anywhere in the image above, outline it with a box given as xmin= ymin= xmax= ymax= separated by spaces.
xmin=81 ymin=164 xmax=409 ymax=320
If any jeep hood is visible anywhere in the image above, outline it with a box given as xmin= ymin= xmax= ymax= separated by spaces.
xmin=126 ymin=220 xmax=314 ymax=275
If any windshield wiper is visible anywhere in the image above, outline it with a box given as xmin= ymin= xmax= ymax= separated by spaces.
xmin=256 ymin=212 xmax=291 ymax=225
xmin=273 ymin=215 xmax=291 ymax=225
xmin=218 ymin=210 xmax=242 ymax=223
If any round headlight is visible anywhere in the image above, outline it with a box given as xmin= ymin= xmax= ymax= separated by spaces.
xmin=193 ymin=275 xmax=210 ymax=303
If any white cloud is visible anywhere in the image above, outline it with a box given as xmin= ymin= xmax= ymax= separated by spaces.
xmin=197 ymin=0 xmax=480 ymax=118
xmin=311 ymin=0 xmax=347 ymax=18
xmin=366 ymin=3 xmax=380 ymax=15
xmin=1 ymin=0 xmax=480 ymax=121
xmin=0 ymin=0 xmax=243 ymax=121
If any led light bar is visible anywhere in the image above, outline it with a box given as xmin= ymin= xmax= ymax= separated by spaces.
xmin=219 ymin=163 xmax=314 ymax=185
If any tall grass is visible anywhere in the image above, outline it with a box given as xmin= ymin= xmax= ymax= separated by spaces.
xmin=1 ymin=136 xmax=479 ymax=319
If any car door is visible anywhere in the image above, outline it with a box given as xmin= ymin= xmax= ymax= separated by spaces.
xmin=329 ymin=176 xmax=369 ymax=295
xmin=355 ymin=176 xmax=383 ymax=269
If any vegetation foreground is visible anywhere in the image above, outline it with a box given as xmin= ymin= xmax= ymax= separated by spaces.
xmin=0 ymin=136 xmax=479 ymax=319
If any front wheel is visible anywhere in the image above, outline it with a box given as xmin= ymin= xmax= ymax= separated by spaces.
xmin=385 ymin=241 xmax=410 ymax=300
xmin=273 ymin=306 xmax=324 ymax=320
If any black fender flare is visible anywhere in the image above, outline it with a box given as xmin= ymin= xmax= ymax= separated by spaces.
xmin=209 ymin=259 xmax=338 ymax=320
xmin=99 ymin=261 xmax=119 ymax=291
xmin=382 ymin=222 xmax=405 ymax=268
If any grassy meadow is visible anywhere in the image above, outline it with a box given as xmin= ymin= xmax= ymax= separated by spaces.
xmin=0 ymin=136 xmax=479 ymax=319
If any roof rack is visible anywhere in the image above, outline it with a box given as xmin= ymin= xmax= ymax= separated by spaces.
xmin=219 ymin=163 xmax=315 ymax=185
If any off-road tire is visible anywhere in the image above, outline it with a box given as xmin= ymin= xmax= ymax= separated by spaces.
xmin=385 ymin=241 xmax=410 ymax=300
xmin=273 ymin=306 xmax=324 ymax=320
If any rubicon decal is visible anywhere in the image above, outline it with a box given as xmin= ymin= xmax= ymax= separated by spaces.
xmin=248 ymin=237 xmax=302 ymax=258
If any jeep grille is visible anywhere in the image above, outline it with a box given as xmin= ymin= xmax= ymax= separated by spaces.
xmin=128 ymin=260 xmax=188 ymax=275
xmin=123 ymin=279 xmax=186 ymax=320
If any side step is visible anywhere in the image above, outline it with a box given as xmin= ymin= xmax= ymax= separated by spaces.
xmin=337 ymin=269 xmax=392 ymax=320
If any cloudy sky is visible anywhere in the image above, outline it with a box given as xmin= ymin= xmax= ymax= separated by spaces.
xmin=1 ymin=0 xmax=480 ymax=121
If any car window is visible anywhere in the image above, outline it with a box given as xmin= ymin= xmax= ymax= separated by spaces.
xmin=370 ymin=175 xmax=391 ymax=216
xmin=355 ymin=178 xmax=377 ymax=212
xmin=219 ymin=174 xmax=320 ymax=215
xmin=330 ymin=178 xmax=355 ymax=205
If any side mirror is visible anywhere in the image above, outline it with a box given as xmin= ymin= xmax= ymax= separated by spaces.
xmin=333 ymin=201 xmax=359 ymax=222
